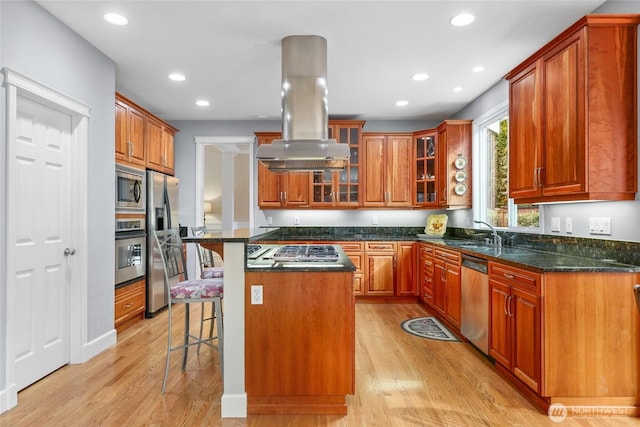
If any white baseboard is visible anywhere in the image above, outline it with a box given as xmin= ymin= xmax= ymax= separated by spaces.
xmin=221 ymin=392 xmax=247 ymax=418
xmin=0 ymin=383 xmax=18 ymax=415
xmin=72 ymin=328 xmax=117 ymax=364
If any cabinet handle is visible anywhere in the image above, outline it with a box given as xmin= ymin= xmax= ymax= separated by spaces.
xmin=507 ymin=295 xmax=514 ymax=317
xmin=124 ymin=302 xmax=133 ymax=309
xmin=503 ymin=295 xmax=509 ymax=316
xmin=424 ymin=294 xmax=432 ymax=300
xmin=503 ymin=273 xmax=515 ymax=279
xmin=283 ymin=191 xmax=287 ymax=202
xmin=127 ymin=141 xmax=133 ymax=159
xmin=443 ymin=187 xmax=447 ymax=201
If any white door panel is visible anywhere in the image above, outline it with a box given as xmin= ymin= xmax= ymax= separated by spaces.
xmin=10 ymin=96 xmax=71 ymax=390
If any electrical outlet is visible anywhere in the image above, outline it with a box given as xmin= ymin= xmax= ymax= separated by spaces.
xmin=251 ymin=285 xmax=263 ymax=305
xmin=266 ymin=216 xmax=272 ymax=225
xmin=551 ymin=217 xmax=560 ymax=232
xmin=372 ymin=216 xmax=378 ymax=225
xmin=589 ymin=217 xmax=611 ymax=235
xmin=565 ymin=217 xmax=573 ymax=234
xmin=294 ymin=216 xmax=300 ymax=225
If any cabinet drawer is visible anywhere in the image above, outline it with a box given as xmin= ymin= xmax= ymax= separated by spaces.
xmin=434 ymin=248 xmax=460 ymax=264
xmin=422 ymin=286 xmax=434 ymax=304
xmin=344 ymin=251 xmax=364 ymax=273
xmin=420 ymin=244 xmax=434 ymax=257
xmin=489 ymin=262 xmax=540 ymax=293
xmin=366 ymin=241 xmax=397 ymax=251
xmin=423 ymin=273 xmax=434 ymax=291
xmin=115 ymin=280 xmax=145 ymax=327
xmin=335 ymin=242 xmax=364 ymax=251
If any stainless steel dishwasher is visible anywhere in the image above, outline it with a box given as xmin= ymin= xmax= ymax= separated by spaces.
xmin=460 ymin=254 xmax=489 ymax=355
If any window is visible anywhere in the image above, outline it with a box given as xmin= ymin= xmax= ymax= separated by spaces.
xmin=474 ymin=103 xmax=539 ymax=229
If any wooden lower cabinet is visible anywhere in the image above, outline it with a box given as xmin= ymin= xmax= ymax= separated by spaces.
xmin=397 ymin=242 xmax=416 ymax=296
xmin=488 ymin=263 xmax=541 ymax=393
xmin=488 ymin=262 xmax=640 ymax=414
xmin=245 ymin=271 xmax=355 ymax=414
xmin=114 ymin=278 xmax=145 ymax=332
xmin=334 ymin=242 xmax=364 ymax=296
xmin=364 ymin=245 xmax=396 ymax=296
xmin=433 ymin=248 xmax=461 ymax=328
xmin=418 ymin=243 xmax=435 ymax=305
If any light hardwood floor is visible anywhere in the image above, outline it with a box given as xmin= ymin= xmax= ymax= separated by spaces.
xmin=0 ymin=303 xmax=636 ymax=426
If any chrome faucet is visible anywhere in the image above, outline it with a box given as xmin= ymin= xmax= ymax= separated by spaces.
xmin=474 ymin=220 xmax=502 ymax=248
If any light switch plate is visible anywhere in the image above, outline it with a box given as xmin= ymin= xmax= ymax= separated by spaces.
xmin=551 ymin=217 xmax=560 ymax=232
xmin=565 ymin=217 xmax=573 ymax=234
xmin=589 ymin=217 xmax=611 ymax=235
xmin=251 ymin=285 xmax=263 ymax=305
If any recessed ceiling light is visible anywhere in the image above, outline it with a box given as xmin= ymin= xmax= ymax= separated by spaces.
xmin=472 ymin=66 xmax=484 ymax=73
xmin=168 ymin=73 xmax=186 ymax=81
xmin=453 ymin=86 xmax=463 ymax=92
xmin=412 ymin=73 xmax=429 ymax=81
xmin=450 ymin=13 xmax=475 ymax=27
xmin=395 ymin=100 xmax=409 ymax=107
xmin=196 ymin=100 xmax=210 ymax=107
xmin=104 ymin=13 xmax=128 ymax=26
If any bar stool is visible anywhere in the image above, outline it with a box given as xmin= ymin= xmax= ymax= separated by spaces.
xmin=153 ymin=228 xmax=224 ymax=393
xmin=191 ymin=225 xmax=224 ymax=351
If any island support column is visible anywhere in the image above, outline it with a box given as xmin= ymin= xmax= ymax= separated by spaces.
xmin=220 ymin=241 xmax=247 ymax=417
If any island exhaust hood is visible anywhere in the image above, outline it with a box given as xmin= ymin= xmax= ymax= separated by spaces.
xmin=256 ymin=35 xmax=349 ymax=171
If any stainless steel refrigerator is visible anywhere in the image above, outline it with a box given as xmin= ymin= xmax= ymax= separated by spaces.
xmin=146 ymin=170 xmax=179 ymax=317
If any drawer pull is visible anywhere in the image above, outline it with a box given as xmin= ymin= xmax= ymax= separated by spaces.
xmin=503 ymin=273 xmax=515 ymax=279
xmin=124 ymin=302 xmax=133 ymax=309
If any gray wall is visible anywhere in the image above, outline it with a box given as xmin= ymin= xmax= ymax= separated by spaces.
xmin=0 ymin=0 xmax=116 ymax=389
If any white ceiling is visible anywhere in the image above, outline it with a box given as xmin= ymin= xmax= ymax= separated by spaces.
xmin=37 ymin=0 xmax=606 ymax=122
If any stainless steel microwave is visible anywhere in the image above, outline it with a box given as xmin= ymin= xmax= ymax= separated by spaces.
xmin=116 ymin=164 xmax=145 ymax=212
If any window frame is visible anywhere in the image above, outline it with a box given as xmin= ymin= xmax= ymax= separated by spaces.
xmin=472 ymin=100 xmax=542 ymax=232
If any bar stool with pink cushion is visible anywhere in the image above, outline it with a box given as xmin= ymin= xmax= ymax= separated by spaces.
xmin=191 ymin=226 xmax=224 ymax=350
xmin=153 ymin=228 xmax=223 ymax=393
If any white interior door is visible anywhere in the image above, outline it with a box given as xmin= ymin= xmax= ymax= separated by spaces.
xmin=8 ymin=95 xmax=73 ymax=390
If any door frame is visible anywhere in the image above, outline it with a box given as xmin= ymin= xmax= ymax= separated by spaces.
xmin=2 ymin=68 xmax=90 ymax=411
xmin=191 ymin=136 xmax=254 ymax=277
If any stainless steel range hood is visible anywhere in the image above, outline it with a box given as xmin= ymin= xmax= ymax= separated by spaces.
xmin=256 ymin=35 xmax=349 ymax=172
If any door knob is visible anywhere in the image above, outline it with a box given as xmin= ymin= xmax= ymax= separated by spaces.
xmin=64 ymin=248 xmax=76 ymax=256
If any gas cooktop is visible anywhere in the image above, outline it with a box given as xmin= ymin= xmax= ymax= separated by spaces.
xmin=272 ymin=245 xmax=340 ymax=262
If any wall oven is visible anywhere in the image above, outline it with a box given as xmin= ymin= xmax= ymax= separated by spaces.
xmin=115 ymin=217 xmax=146 ymax=286
xmin=116 ymin=164 xmax=145 ymax=212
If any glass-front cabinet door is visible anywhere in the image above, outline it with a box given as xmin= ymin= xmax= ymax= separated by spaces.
xmin=311 ymin=120 xmax=364 ymax=207
xmin=414 ymin=130 xmax=438 ymax=206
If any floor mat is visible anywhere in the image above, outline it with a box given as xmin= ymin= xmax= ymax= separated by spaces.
xmin=400 ymin=316 xmax=460 ymax=341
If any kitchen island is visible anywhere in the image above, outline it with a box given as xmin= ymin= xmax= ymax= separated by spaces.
xmin=246 ymin=244 xmax=356 ymax=414
xmin=183 ymin=231 xmax=356 ymax=416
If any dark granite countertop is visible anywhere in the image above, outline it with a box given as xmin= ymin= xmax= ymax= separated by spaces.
xmin=253 ymin=226 xmax=640 ymax=273
xmin=421 ymin=238 xmax=640 ymax=273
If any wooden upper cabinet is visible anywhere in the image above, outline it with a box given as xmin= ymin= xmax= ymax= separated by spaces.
xmin=413 ymin=120 xmax=471 ymax=209
xmin=508 ymin=63 xmax=542 ymax=199
xmin=436 ymin=120 xmax=472 ymax=209
xmin=116 ymin=92 xmax=178 ymax=174
xmin=310 ymin=121 xmax=365 ymax=208
xmin=115 ymin=95 xmax=146 ymax=168
xmin=362 ymin=133 xmax=412 ymax=207
xmin=145 ymin=115 xmax=177 ymax=175
xmin=506 ymin=14 xmax=639 ymax=203
xmin=413 ymin=130 xmax=438 ymax=207
xmin=255 ymin=132 xmax=310 ymax=208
